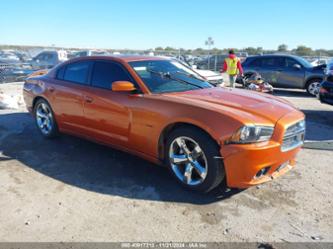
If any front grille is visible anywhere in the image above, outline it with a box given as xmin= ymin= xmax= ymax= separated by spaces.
xmin=281 ymin=120 xmax=306 ymax=152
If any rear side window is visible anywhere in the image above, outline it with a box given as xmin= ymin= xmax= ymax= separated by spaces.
xmin=246 ymin=58 xmax=262 ymax=67
xmin=63 ymin=61 xmax=91 ymax=84
xmin=261 ymin=57 xmax=284 ymax=67
xmin=44 ymin=53 xmax=53 ymax=60
xmin=91 ymin=61 xmax=132 ymax=89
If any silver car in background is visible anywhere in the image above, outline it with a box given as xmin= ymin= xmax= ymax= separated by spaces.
xmin=30 ymin=50 xmax=68 ymax=69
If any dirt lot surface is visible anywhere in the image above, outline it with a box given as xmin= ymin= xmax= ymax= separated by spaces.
xmin=0 ymin=82 xmax=332 ymax=242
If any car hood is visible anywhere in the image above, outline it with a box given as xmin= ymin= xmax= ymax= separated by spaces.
xmin=194 ymin=69 xmax=221 ymax=77
xmin=163 ymin=88 xmax=297 ymax=124
xmin=194 ymin=69 xmax=223 ymax=81
xmin=311 ymin=64 xmax=326 ymax=73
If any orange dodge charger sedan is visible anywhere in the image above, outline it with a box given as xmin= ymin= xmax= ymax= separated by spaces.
xmin=23 ymin=56 xmax=305 ymax=192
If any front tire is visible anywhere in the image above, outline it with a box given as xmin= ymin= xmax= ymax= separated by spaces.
xmin=34 ymin=99 xmax=59 ymax=138
xmin=306 ymin=79 xmax=322 ymax=96
xmin=165 ymin=127 xmax=225 ymax=193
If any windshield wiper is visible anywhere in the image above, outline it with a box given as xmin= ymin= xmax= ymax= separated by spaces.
xmin=146 ymin=69 xmax=204 ymax=89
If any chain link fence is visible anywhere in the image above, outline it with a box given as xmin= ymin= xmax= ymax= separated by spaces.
xmin=0 ymin=63 xmax=14 ymax=83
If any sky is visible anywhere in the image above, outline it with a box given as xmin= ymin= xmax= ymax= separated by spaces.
xmin=0 ymin=0 xmax=332 ymax=50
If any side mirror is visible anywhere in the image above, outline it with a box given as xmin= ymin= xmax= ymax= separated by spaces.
xmin=293 ymin=64 xmax=301 ymax=70
xmin=112 ymin=81 xmax=136 ymax=92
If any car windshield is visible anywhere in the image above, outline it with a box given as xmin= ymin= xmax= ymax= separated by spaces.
xmin=129 ymin=60 xmax=213 ymax=93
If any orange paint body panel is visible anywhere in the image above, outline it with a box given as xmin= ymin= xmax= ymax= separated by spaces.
xmin=23 ymin=56 xmax=305 ymax=189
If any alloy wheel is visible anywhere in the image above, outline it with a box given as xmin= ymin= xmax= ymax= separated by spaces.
xmin=36 ymin=102 xmax=53 ymax=135
xmin=169 ymin=136 xmax=208 ymax=186
xmin=308 ymin=82 xmax=320 ymax=96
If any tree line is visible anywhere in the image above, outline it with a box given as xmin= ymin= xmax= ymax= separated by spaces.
xmin=155 ymin=45 xmax=333 ymax=57
xmin=1 ymin=44 xmax=332 ymax=57
xmin=155 ymin=44 xmax=333 ymax=56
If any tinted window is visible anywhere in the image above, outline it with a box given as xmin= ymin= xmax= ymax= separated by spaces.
xmin=78 ymin=51 xmax=87 ymax=57
xmin=247 ymin=58 xmax=262 ymax=67
xmin=91 ymin=61 xmax=132 ymax=89
xmin=285 ymin=58 xmax=300 ymax=68
xmin=261 ymin=57 xmax=284 ymax=67
xmin=44 ymin=53 xmax=53 ymax=60
xmin=35 ymin=54 xmax=44 ymax=61
xmin=37 ymin=53 xmax=54 ymax=61
xmin=64 ymin=61 xmax=91 ymax=84
xmin=56 ymin=66 xmax=65 ymax=80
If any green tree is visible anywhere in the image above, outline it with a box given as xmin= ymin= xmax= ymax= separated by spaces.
xmin=155 ymin=47 xmax=164 ymax=51
xmin=256 ymin=47 xmax=263 ymax=54
xmin=194 ymin=48 xmax=205 ymax=55
xmin=211 ymin=47 xmax=222 ymax=55
xmin=186 ymin=49 xmax=192 ymax=54
xmin=244 ymin=47 xmax=257 ymax=55
xmin=278 ymin=44 xmax=288 ymax=52
xmin=294 ymin=45 xmax=313 ymax=56
xmin=164 ymin=46 xmax=176 ymax=52
xmin=315 ymin=49 xmax=329 ymax=56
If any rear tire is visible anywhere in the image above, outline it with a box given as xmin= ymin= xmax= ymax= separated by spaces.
xmin=33 ymin=99 xmax=59 ymax=138
xmin=165 ymin=127 xmax=225 ymax=193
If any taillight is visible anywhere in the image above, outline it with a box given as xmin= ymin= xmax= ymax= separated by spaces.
xmin=319 ymin=87 xmax=329 ymax=94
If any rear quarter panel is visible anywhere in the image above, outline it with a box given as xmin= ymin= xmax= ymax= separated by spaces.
xmin=23 ymin=76 xmax=50 ymax=112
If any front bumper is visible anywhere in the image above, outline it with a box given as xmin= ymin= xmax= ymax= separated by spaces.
xmin=221 ymin=111 xmax=304 ymax=189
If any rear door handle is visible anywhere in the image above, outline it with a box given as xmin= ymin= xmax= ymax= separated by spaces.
xmin=84 ymin=96 xmax=93 ymax=103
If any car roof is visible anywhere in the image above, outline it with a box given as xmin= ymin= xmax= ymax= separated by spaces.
xmin=38 ymin=50 xmax=59 ymax=54
xmin=247 ymin=54 xmax=301 ymax=60
xmin=47 ymin=55 xmax=169 ymax=77
xmin=75 ymin=55 xmax=167 ymax=63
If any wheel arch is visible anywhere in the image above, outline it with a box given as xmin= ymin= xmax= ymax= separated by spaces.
xmin=32 ymin=96 xmax=52 ymax=110
xmin=157 ymin=122 xmax=221 ymax=162
xmin=305 ymin=77 xmax=323 ymax=89
xmin=32 ymin=96 xmax=58 ymax=125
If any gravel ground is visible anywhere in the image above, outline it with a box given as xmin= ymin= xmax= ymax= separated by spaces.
xmin=0 ymin=82 xmax=332 ymax=242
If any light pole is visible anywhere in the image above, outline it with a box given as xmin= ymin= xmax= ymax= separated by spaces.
xmin=205 ymin=37 xmax=214 ymax=69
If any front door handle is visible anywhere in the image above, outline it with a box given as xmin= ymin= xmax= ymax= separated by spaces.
xmin=84 ymin=96 xmax=93 ymax=103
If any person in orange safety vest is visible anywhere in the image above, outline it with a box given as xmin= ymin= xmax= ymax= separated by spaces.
xmin=220 ymin=49 xmax=243 ymax=88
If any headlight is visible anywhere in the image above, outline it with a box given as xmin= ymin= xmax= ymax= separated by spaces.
xmin=227 ymin=125 xmax=274 ymax=144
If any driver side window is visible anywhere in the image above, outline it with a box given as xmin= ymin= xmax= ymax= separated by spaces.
xmin=91 ymin=61 xmax=134 ymax=90
xmin=285 ymin=58 xmax=301 ymax=69
xmin=35 ymin=54 xmax=44 ymax=61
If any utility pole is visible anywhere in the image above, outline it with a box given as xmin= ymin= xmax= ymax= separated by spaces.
xmin=205 ymin=37 xmax=214 ymax=70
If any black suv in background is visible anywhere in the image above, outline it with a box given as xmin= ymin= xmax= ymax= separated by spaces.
xmin=241 ymin=55 xmax=326 ymax=96
xmin=318 ymin=60 xmax=333 ymax=106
